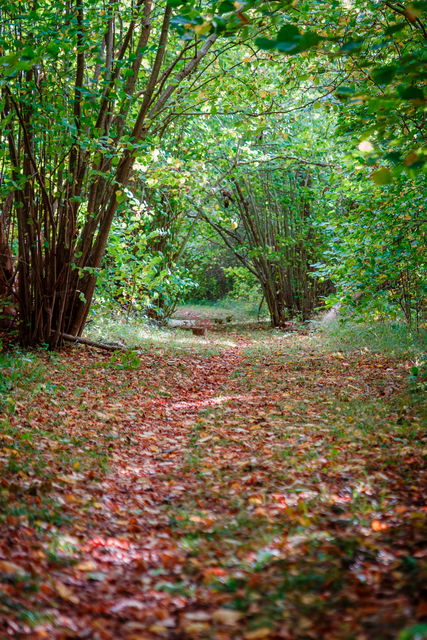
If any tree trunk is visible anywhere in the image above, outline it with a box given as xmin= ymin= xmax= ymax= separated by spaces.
xmin=1 ymin=1 xmax=219 ymax=347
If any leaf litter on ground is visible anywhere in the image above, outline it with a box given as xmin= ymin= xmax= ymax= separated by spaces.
xmin=0 ymin=328 xmax=426 ymax=639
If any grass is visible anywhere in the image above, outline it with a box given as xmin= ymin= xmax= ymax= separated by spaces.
xmin=84 ymin=306 xmax=244 ymax=354
xmin=0 ymin=348 xmax=47 ymax=414
xmin=85 ymin=303 xmax=426 ymax=367
xmin=316 ymin=317 xmax=426 ymax=359
xmin=176 ymin=298 xmax=267 ymax=322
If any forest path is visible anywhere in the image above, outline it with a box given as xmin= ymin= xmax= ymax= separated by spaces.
xmin=1 ymin=330 xmax=426 ymax=639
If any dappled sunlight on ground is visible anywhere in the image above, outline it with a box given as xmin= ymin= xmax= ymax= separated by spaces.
xmin=170 ymin=393 xmax=246 ymax=411
xmin=86 ymin=315 xmax=242 ymax=351
xmin=0 ymin=326 xmax=425 ymax=639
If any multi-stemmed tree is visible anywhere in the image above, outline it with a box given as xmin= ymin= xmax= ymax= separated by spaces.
xmin=201 ymin=164 xmax=333 ymax=326
xmin=0 ymin=0 xmax=232 ymax=346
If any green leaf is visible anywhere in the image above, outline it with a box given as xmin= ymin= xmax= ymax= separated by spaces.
xmin=115 ymin=190 xmax=126 ymax=204
xmin=371 ymin=167 xmax=392 ymax=185
xmin=398 ymin=85 xmax=425 ymax=100
xmin=340 ymin=39 xmax=364 ymax=52
xmin=218 ymin=0 xmax=234 ymax=12
xmin=255 ymin=37 xmax=277 ymax=50
xmin=335 ymin=85 xmax=355 ymax=97
xmin=371 ymin=65 xmax=396 ymax=85
xmin=46 ymin=42 xmax=60 ymax=56
xmin=21 ymin=46 xmax=37 ymax=60
xmin=275 ymin=25 xmax=300 ymax=52
xmin=399 ymin=623 xmax=427 ymax=640
xmin=171 ymin=15 xmax=201 ymax=27
xmin=277 ymin=24 xmax=300 ymax=42
xmin=384 ymin=22 xmax=406 ymax=35
xmin=297 ymin=31 xmax=321 ymax=53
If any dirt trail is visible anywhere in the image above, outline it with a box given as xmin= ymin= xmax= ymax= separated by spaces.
xmin=71 ymin=346 xmax=247 ymax=637
xmin=0 ymin=332 xmax=426 ymax=639
xmin=1 ymin=340 xmax=249 ymax=638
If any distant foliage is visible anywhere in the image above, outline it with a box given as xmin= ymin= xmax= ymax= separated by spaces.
xmin=204 ymin=165 xmax=333 ymax=325
xmin=98 ymin=186 xmax=196 ymax=321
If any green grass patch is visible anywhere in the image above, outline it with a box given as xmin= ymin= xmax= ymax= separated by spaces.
xmin=85 ymin=306 xmax=243 ymax=354
xmin=0 ymin=348 xmax=46 ymax=414
xmin=318 ymin=318 xmax=426 ymax=358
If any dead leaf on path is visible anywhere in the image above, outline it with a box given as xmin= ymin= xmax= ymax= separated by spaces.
xmin=149 ymin=617 xmax=176 ymax=632
xmin=181 ymin=621 xmax=211 ymax=634
xmin=0 ymin=560 xmax=26 ymax=576
xmin=110 ymin=598 xmax=145 ymax=613
xmin=212 ymin=608 xmax=243 ymax=625
xmin=55 ymin=581 xmax=80 ymax=604
xmin=244 ymin=629 xmax=272 ymax=639
xmin=76 ymin=559 xmax=98 ymax=571
xmin=94 ymin=411 xmax=115 ymax=422
xmin=183 ymin=611 xmax=211 ymax=621
xmin=371 ymin=519 xmax=388 ymax=531
xmin=58 ymin=474 xmax=80 ymax=485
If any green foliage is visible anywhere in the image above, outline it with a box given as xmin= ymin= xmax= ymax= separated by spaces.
xmin=0 ymin=349 xmax=45 ymax=413
xmin=314 ymin=173 xmax=426 ymax=327
xmin=107 ymin=350 xmax=141 ymax=370
xmin=256 ymin=23 xmax=321 ymax=55
xmin=1 ymin=0 xmax=266 ymax=345
xmin=409 ymin=361 xmax=427 ymax=394
xmin=203 ymin=164 xmax=333 ymax=324
xmin=152 ymin=82 xmax=341 ymax=320
xmin=1 ymin=0 xmax=425 ymax=345
xmin=98 ymin=186 xmax=196 ymax=319
xmin=170 ymin=0 xmax=426 ymax=178
xmin=182 ymin=237 xmax=238 ymax=302
xmin=223 ymin=266 xmax=261 ymax=302
xmin=399 ymin=624 xmax=427 ymax=640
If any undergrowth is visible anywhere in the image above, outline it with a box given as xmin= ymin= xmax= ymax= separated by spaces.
xmin=0 ymin=348 xmax=46 ymax=414
xmin=178 ymin=298 xmax=266 ymax=321
xmin=318 ymin=319 xmax=426 ymax=359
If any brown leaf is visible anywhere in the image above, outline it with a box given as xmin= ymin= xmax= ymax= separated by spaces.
xmin=183 ymin=611 xmax=211 ymax=622
xmin=0 ymin=561 xmax=25 ymax=576
xmin=76 ymin=560 xmax=98 ymax=571
xmin=110 ymin=599 xmax=145 ymax=613
xmin=55 ymin=581 xmax=80 ymax=604
xmin=244 ymin=629 xmax=271 ymax=639
xmin=212 ymin=608 xmax=243 ymax=626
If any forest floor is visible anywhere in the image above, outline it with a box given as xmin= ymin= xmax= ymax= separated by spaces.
xmin=0 ymin=323 xmax=426 ymax=640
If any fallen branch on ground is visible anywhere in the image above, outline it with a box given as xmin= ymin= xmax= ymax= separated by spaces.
xmin=60 ymin=333 xmax=127 ymax=351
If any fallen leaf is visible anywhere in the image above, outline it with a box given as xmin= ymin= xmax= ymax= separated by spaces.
xmin=183 ymin=611 xmax=211 ymax=622
xmin=181 ymin=622 xmax=210 ymax=634
xmin=371 ymin=519 xmax=388 ymax=531
xmin=55 ymin=581 xmax=80 ymax=604
xmin=0 ymin=561 xmax=26 ymax=576
xmin=76 ymin=560 xmax=98 ymax=571
xmin=212 ymin=608 xmax=243 ymax=625
xmin=244 ymin=629 xmax=271 ymax=639
xmin=110 ymin=599 xmax=145 ymax=613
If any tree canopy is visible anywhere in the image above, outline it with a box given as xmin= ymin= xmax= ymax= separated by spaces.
xmin=0 ymin=0 xmax=425 ymax=342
